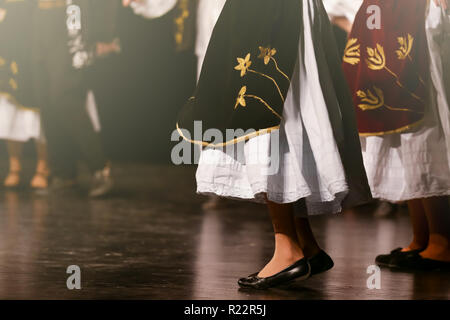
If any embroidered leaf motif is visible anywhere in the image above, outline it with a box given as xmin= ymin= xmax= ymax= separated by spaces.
xmin=366 ymin=44 xmax=386 ymax=70
xmin=396 ymin=34 xmax=414 ymax=60
xmin=357 ymin=87 xmax=384 ymax=110
xmin=343 ymin=38 xmax=360 ymax=65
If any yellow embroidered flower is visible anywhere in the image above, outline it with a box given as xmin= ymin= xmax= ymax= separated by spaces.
xmin=396 ymin=34 xmax=414 ymax=60
xmin=356 ymin=87 xmax=384 ymax=110
xmin=258 ymin=46 xmax=277 ymax=65
xmin=235 ymin=53 xmax=252 ymax=77
xmin=9 ymin=78 xmax=18 ymax=90
xmin=235 ymin=86 xmax=247 ymax=109
xmin=0 ymin=56 xmax=5 ymax=67
xmin=10 ymin=61 xmax=18 ymax=75
xmin=366 ymin=44 xmax=386 ymax=70
xmin=343 ymin=38 xmax=360 ymax=65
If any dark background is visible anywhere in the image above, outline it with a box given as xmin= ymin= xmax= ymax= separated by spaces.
xmin=0 ymin=5 xmax=197 ymax=164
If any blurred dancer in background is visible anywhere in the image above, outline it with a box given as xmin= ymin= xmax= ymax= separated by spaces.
xmin=343 ymin=0 xmax=450 ymax=270
xmin=0 ymin=0 xmax=49 ymax=190
xmin=31 ymin=0 xmax=118 ymax=197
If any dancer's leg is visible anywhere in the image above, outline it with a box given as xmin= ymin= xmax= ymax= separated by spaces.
xmin=420 ymin=197 xmax=450 ymax=262
xmin=4 ymin=141 xmax=23 ymax=187
xmin=258 ymin=201 xmax=304 ymax=278
xmin=30 ymin=140 xmax=49 ymax=189
xmin=403 ymin=199 xmax=429 ymax=252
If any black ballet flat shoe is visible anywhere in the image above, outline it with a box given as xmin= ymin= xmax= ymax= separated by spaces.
xmin=375 ymin=248 xmax=423 ymax=268
xmin=396 ymin=252 xmax=450 ymax=272
xmin=308 ymin=250 xmax=334 ymax=276
xmin=237 ymin=258 xmax=311 ymax=290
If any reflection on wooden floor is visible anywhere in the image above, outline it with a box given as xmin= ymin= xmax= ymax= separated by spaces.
xmin=0 ymin=164 xmax=448 ymax=299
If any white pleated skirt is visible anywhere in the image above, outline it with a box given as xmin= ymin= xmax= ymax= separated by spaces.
xmin=360 ymin=2 xmax=450 ymax=202
xmin=196 ymin=0 xmax=352 ymax=216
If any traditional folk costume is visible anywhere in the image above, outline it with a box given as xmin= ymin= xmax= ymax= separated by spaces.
xmin=177 ymin=0 xmax=372 ymax=216
xmin=31 ymin=0 xmax=117 ymax=179
xmin=343 ymin=0 xmax=450 ymax=202
xmin=0 ymin=0 xmax=43 ymax=142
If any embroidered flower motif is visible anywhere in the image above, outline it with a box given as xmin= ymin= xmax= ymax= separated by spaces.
xmin=258 ymin=46 xmax=277 ymax=65
xmin=356 ymin=87 xmax=384 ymax=110
xmin=235 ymin=86 xmax=247 ymax=109
xmin=343 ymin=38 xmax=360 ymax=65
xmin=366 ymin=44 xmax=386 ymax=70
xmin=0 ymin=56 xmax=5 ymax=67
xmin=396 ymin=34 xmax=414 ymax=60
xmin=10 ymin=61 xmax=18 ymax=75
xmin=235 ymin=53 xmax=252 ymax=77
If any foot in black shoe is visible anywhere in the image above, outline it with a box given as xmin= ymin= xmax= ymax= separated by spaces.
xmin=237 ymin=258 xmax=311 ymax=290
xmin=375 ymin=248 xmax=423 ymax=268
xmin=308 ymin=250 xmax=334 ymax=276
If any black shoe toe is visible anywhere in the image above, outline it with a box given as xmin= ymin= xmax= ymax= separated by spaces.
xmin=237 ymin=258 xmax=311 ymax=290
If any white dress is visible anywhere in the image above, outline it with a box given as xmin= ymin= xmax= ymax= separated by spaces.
xmin=196 ymin=0 xmax=357 ymax=216
xmin=359 ymin=2 xmax=450 ymax=202
xmin=195 ymin=0 xmax=226 ymax=79
xmin=0 ymin=91 xmax=100 ymax=143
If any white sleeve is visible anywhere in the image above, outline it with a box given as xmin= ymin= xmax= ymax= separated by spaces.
xmin=322 ymin=0 xmax=363 ymax=23
xmin=130 ymin=0 xmax=178 ymax=19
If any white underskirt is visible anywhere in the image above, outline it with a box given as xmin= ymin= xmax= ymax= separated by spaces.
xmin=196 ymin=0 xmax=350 ymax=216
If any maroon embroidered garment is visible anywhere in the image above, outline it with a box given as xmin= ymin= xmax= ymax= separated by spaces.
xmin=343 ymin=0 xmax=429 ymax=136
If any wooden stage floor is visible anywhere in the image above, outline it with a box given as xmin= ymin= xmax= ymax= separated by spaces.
xmin=0 ymin=163 xmax=448 ymax=300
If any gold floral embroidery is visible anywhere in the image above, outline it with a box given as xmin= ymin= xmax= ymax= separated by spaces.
xmin=343 ymin=38 xmax=360 ymax=65
xmin=234 ymin=86 xmax=282 ymax=120
xmin=235 ymin=53 xmax=285 ymax=102
xmin=0 ymin=56 xmax=5 ymax=67
xmin=357 ymin=87 xmax=424 ymax=113
xmin=366 ymin=44 xmax=386 ymax=71
xmin=235 ymin=54 xmax=252 ymax=77
xmin=396 ymin=34 xmax=426 ymax=86
xmin=258 ymin=47 xmax=276 ymax=65
xmin=258 ymin=46 xmax=290 ymax=81
xmin=235 ymin=86 xmax=247 ymax=109
xmin=366 ymin=44 xmax=423 ymax=103
xmin=396 ymin=34 xmax=413 ymax=60
xmin=357 ymin=87 xmax=384 ymax=111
